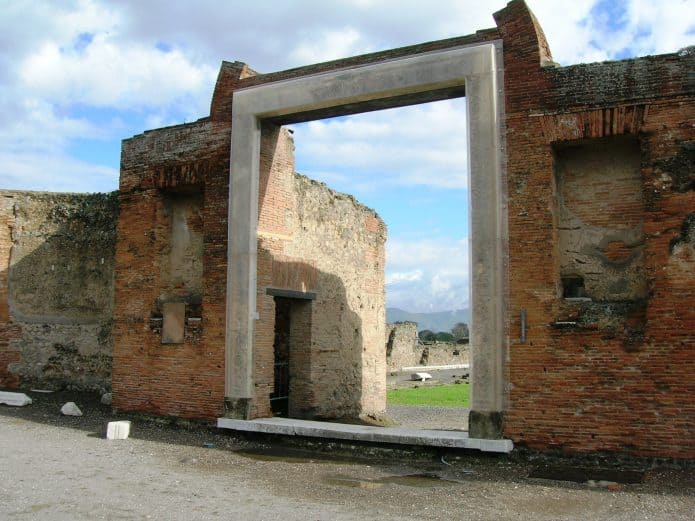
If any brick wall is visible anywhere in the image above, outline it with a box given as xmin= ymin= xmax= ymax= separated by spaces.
xmin=31 ymin=0 xmax=689 ymax=457
xmin=112 ymin=117 xmax=232 ymax=420
xmin=495 ymin=0 xmax=694 ymax=458
xmin=113 ymin=77 xmax=386 ymax=421
xmin=0 ymin=191 xmax=116 ymax=391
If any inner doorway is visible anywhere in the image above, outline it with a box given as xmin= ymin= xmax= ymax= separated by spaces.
xmin=268 ymin=293 xmax=313 ymax=418
xmin=271 ymin=297 xmax=291 ymax=416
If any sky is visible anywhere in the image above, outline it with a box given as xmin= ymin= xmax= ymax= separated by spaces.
xmin=0 ymin=0 xmax=692 ymax=313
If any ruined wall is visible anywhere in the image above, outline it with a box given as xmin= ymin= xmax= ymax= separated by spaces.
xmin=0 ymin=190 xmax=116 ymax=391
xmin=107 ymin=0 xmax=692 ymax=457
xmin=112 ymin=62 xmax=385 ymax=421
xmin=253 ymin=125 xmax=386 ymax=420
xmin=495 ymin=0 xmax=695 ymax=458
xmin=385 ymin=322 xmax=468 ymax=370
xmin=110 ymin=62 xmax=255 ymax=419
xmin=111 ymin=119 xmax=231 ymax=420
xmin=385 ymin=322 xmax=419 ymax=370
xmin=421 ymin=342 xmax=469 ymax=367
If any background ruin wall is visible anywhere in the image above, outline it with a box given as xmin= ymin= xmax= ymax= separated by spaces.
xmin=385 ymin=322 xmax=469 ymax=371
xmin=0 ymin=190 xmax=116 ymax=391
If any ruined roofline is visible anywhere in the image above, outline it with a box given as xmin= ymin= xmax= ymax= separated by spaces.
xmin=122 ymin=116 xmax=211 ymax=142
xmin=0 ymin=188 xmax=118 ymax=198
xmin=548 ymin=46 xmax=694 ymax=71
xmin=293 ymin=171 xmax=385 ymax=227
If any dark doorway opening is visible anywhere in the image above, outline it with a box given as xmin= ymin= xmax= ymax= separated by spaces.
xmin=271 ymin=297 xmax=291 ymax=416
xmin=269 ymin=294 xmax=313 ymax=417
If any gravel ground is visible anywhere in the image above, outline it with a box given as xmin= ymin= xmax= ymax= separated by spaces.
xmin=386 ymin=404 xmax=469 ymax=430
xmin=1 ymin=389 xmax=693 ymax=521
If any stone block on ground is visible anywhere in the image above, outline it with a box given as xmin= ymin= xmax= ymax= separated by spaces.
xmin=411 ymin=372 xmax=432 ymax=382
xmin=60 ymin=402 xmax=82 ymax=416
xmin=106 ymin=421 xmax=131 ymax=440
xmin=0 ymin=391 xmax=32 ymax=406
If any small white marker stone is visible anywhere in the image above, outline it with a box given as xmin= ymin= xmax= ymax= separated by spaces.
xmin=0 ymin=391 xmax=32 ymax=406
xmin=106 ymin=421 xmax=131 ymax=440
xmin=411 ymin=372 xmax=432 ymax=382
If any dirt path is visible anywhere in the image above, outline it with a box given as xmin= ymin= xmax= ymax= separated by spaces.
xmin=1 ymin=390 xmax=693 ymax=520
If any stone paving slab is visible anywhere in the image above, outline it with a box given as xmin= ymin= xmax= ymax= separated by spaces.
xmin=217 ymin=417 xmax=513 ymax=453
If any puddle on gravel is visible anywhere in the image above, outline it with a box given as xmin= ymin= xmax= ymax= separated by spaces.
xmin=234 ymin=446 xmax=358 ymax=465
xmin=325 ymin=473 xmax=461 ymax=489
xmin=529 ymin=465 xmax=645 ymax=484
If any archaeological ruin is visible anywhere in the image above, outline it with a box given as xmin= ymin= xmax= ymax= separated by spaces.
xmin=0 ymin=0 xmax=692 ymax=458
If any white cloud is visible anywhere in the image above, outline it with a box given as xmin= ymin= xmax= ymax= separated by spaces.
xmin=291 ymin=27 xmax=367 ymax=64
xmin=533 ymin=0 xmax=694 ymax=65
xmin=386 ymin=270 xmax=423 ymax=284
xmin=386 ymin=237 xmax=469 ymax=312
xmin=19 ymin=34 xmax=216 ymax=112
xmin=292 ymin=99 xmax=468 ymax=192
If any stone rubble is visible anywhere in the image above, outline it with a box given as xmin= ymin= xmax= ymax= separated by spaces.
xmin=60 ymin=402 xmax=82 ymax=416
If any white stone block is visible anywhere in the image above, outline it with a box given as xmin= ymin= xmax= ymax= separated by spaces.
xmin=60 ymin=402 xmax=82 ymax=416
xmin=106 ymin=421 xmax=131 ymax=440
xmin=411 ymin=372 xmax=432 ymax=382
xmin=0 ymin=391 xmax=32 ymax=406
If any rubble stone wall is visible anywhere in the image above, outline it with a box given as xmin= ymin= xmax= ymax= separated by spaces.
xmin=0 ymin=190 xmax=117 ymax=391
xmin=254 ymin=124 xmax=386 ymax=420
xmin=385 ymin=322 xmax=468 ymax=370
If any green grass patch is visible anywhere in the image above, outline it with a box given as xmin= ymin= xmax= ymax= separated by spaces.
xmin=387 ymin=383 xmax=470 ymax=407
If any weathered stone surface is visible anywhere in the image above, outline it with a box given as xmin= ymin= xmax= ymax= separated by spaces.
xmin=0 ymin=391 xmax=32 ymax=406
xmin=100 ymin=392 xmax=112 ymax=405
xmin=386 ymin=323 xmax=469 ymax=370
xmin=0 ymin=191 xmax=116 ymax=391
xmin=60 ymin=402 xmax=82 ymax=416
xmin=162 ymin=302 xmax=185 ymax=344
xmin=411 ymin=373 xmax=432 ymax=382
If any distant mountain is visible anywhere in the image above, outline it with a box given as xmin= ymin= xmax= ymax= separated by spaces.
xmin=386 ymin=307 xmax=470 ymax=333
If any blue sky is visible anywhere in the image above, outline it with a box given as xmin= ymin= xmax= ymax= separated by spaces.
xmin=0 ymin=0 xmax=692 ymax=312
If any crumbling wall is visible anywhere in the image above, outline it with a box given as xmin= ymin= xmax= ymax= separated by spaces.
xmin=385 ymin=322 xmax=419 ymax=370
xmin=420 ymin=342 xmax=469 ymax=367
xmin=0 ymin=190 xmax=116 ymax=391
xmin=112 ymin=64 xmax=385 ymax=422
xmin=385 ymin=322 xmax=468 ymax=370
xmin=112 ymin=120 xmax=230 ymax=420
xmin=253 ymin=124 xmax=386 ymax=420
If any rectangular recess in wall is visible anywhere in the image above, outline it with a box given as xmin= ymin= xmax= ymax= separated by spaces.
xmin=162 ymin=302 xmax=185 ymax=344
xmin=554 ymin=135 xmax=645 ymax=302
